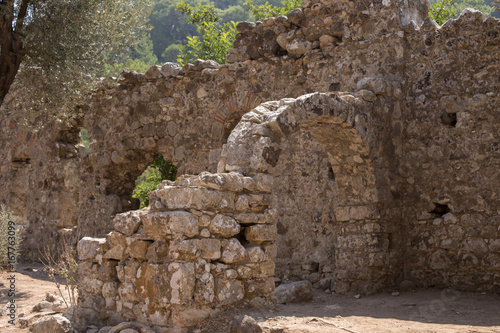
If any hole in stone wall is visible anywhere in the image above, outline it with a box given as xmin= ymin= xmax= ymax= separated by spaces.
xmin=327 ymin=163 xmax=335 ymax=181
xmin=441 ymin=112 xmax=457 ymax=127
xmin=79 ymin=129 xmax=90 ymax=157
xmin=132 ymin=155 xmax=177 ymax=209
xmin=235 ymin=227 xmax=249 ymax=246
xmin=429 ymin=203 xmax=451 ymax=217
xmin=12 ymin=157 xmax=31 ymax=166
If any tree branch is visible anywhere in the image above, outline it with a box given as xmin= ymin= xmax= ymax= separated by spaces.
xmin=15 ymin=0 xmax=30 ymax=32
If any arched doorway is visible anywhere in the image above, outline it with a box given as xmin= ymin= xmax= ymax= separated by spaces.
xmin=219 ymin=92 xmax=396 ymax=294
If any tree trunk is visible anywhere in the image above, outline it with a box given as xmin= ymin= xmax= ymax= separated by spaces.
xmin=0 ymin=32 xmax=24 ymax=107
xmin=0 ymin=0 xmax=26 ymax=107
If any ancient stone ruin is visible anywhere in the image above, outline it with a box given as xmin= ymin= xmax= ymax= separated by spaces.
xmin=0 ymin=0 xmax=499 ymax=331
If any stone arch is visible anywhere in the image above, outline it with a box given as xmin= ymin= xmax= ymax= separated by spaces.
xmin=219 ymin=92 xmax=392 ymax=294
xmin=77 ymin=83 xmax=267 ymax=239
xmin=214 ymin=91 xmax=262 ymax=143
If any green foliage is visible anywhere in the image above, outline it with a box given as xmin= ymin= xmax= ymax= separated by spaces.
xmin=429 ymin=0 xmax=497 ymax=20
xmin=176 ymin=2 xmax=238 ymax=65
xmin=217 ymin=5 xmax=253 ymax=24
xmin=177 ymin=1 xmax=221 ymax=24
xmin=133 ymin=156 xmax=177 ymax=208
xmin=244 ymin=0 xmax=302 ymax=21
xmin=454 ymin=0 xmax=494 ymax=16
xmin=148 ymin=0 xmax=207 ymax=61
xmin=4 ymin=0 xmax=153 ymax=127
xmin=0 ymin=206 xmax=22 ymax=269
xmin=79 ymin=129 xmax=90 ymax=157
xmin=131 ymin=34 xmax=159 ymax=65
xmin=429 ymin=0 xmax=457 ymax=25
xmin=104 ymin=33 xmax=160 ymax=76
xmin=162 ymin=44 xmax=184 ymax=63
xmin=494 ymin=0 xmax=500 ymax=16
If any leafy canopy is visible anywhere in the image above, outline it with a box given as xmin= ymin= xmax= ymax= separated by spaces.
xmin=175 ymin=1 xmax=238 ymax=65
xmin=429 ymin=0 xmax=457 ymax=25
xmin=244 ymin=0 xmax=301 ymax=21
xmin=0 ymin=0 xmax=153 ymax=127
xmin=428 ymin=0 xmax=498 ymax=23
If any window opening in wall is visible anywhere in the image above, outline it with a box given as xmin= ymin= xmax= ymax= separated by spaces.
xmin=132 ymin=155 xmax=177 ymax=208
xmin=79 ymin=129 xmax=90 ymax=157
xmin=429 ymin=202 xmax=451 ymax=217
xmin=441 ymin=112 xmax=457 ymax=127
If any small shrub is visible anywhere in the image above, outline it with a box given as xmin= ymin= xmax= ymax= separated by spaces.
xmin=176 ymin=1 xmax=238 ymax=65
xmin=40 ymin=243 xmax=78 ymax=308
xmin=429 ymin=0 xmax=457 ymax=25
xmin=133 ymin=156 xmax=177 ymax=208
xmin=244 ymin=0 xmax=302 ymax=21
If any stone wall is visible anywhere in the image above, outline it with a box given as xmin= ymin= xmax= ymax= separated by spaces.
xmin=0 ymin=115 xmax=83 ymax=260
xmin=77 ymin=172 xmax=276 ymax=330
xmin=401 ymin=9 xmax=500 ymax=291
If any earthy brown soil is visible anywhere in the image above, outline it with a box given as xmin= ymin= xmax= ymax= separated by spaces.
xmin=1 ymin=264 xmax=500 ymax=333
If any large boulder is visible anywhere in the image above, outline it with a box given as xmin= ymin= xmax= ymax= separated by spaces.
xmin=32 ymin=314 xmax=72 ymax=333
xmin=274 ymin=280 xmax=313 ymax=304
xmin=230 ymin=315 xmax=262 ymax=333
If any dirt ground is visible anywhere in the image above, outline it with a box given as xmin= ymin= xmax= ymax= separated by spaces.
xmin=1 ymin=264 xmax=500 ymax=333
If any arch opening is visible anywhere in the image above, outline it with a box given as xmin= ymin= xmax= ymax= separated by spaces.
xmin=132 ymin=156 xmax=177 ymax=209
xmin=271 ymin=115 xmax=382 ymax=294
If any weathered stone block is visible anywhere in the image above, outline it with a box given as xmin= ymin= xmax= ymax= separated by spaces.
xmin=103 ymin=245 xmax=127 ymax=261
xmin=247 ymin=246 xmax=265 ymax=263
xmin=221 ymin=238 xmax=247 ymax=264
xmin=155 ymin=186 xmax=236 ymax=211
xmin=334 ymin=205 xmax=380 ymax=221
xmin=195 ymin=272 xmax=215 ymax=304
xmin=215 ymin=278 xmax=245 ymax=305
xmin=135 ymin=264 xmax=170 ymax=309
xmin=126 ymin=239 xmax=150 ymax=260
xmin=209 ymin=214 xmax=241 ymax=237
xmin=230 ymin=315 xmax=263 ymax=333
xmin=274 ymin=281 xmax=313 ymax=304
xmin=245 ymin=277 xmax=275 ymax=299
xmin=118 ymin=282 xmax=139 ymax=302
xmin=116 ymin=261 xmax=141 ymax=283
xmin=78 ymin=237 xmax=106 ymax=261
xmin=32 ymin=314 xmax=72 ymax=333
xmin=102 ymin=281 xmax=119 ymax=299
xmin=193 ymin=172 xmax=245 ymax=192
xmin=237 ymin=262 xmax=275 ymax=279
xmin=78 ymin=261 xmax=99 ymax=280
xmin=234 ymin=213 xmax=271 ymax=224
xmin=142 ymin=211 xmax=199 ymax=240
xmin=244 ymin=225 xmax=277 ymax=243
xmin=113 ymin=210 xmax=144 ymax=236
xmin=79 ymin=277 xmax=103 ymax=295
xmin=146 ymin=241 xmax=169 ymax=263
xmin=169 ymin=263 xmax=196 ymax=305
xmin=170 ymin=308 xmax=214 ymax=329
xmin=98 ymin=260 xmax=118 ymax=281
xmin=169 ymin=239 xmax=221 ymax=261
xmin=262 ymin=243 xmax=277 ymax=261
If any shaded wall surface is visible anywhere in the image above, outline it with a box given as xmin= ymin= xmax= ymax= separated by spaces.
xmin=0 ymin=0 xmax=498 ymax=299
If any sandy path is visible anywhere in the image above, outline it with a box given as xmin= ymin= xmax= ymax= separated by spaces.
xmin=1 ymin=264 xmax=500 ymax=333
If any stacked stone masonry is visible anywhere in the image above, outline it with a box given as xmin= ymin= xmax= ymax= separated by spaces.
xmin=0 ymin=0 xmax=499 ymax=329
xmin=77 ymin=172 xmax=276 ymax=329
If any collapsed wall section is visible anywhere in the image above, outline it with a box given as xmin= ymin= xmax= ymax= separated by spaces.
xmin=77 ymin=172 xmax=276 ymax=329
xmin=0 ymin=114 xmax=83 ymax=261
